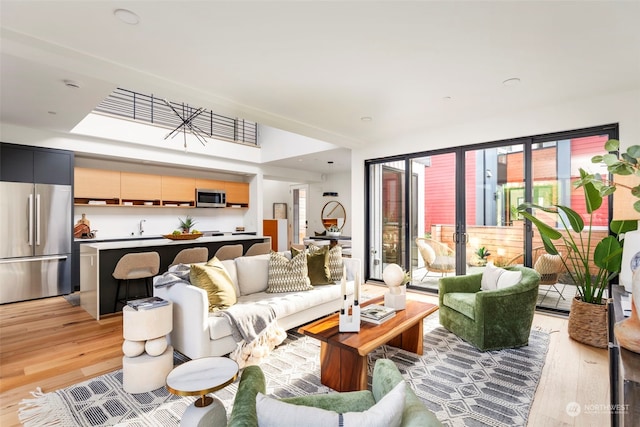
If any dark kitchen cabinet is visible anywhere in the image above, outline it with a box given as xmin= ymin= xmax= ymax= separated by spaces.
xmin=0 ymin=143 xmax=73 ymax=185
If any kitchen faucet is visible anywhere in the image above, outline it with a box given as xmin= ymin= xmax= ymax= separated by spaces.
xmin=139 ymin=219 xmax=146 ymax=236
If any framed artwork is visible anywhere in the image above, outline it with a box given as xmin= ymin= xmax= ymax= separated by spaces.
xmin=273 ymin=203 xmax=287 ymax=219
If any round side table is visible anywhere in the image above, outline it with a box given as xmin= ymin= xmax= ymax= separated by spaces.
xmin=166 ymin=357 xmax=239 ymax=427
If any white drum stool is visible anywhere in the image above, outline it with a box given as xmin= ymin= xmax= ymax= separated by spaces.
xmin=123 ymin=345 xmax=174 ymax=393
xmin=122 ymin=302 xmax=173 ymax=394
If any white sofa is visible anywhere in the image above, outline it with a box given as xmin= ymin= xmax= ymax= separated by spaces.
xmin=154 ymin=253 xmax=359 ymax=360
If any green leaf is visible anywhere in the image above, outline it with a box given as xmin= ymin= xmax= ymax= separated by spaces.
xmin=631 ymin=185 xmax=640 ymax=198
xmin=594 ymin=236 xmax=622 ymax=272
xmin=517 ymin=210 xmax=563 ymax=240
xmin=609 ymin=163 xmax=633 ymax=175
xmin=635 ymin=200 xmax=640 ymax=213
xmin=591 ymin=155 xmax=604 ymax=163
xmin=603 ymin=153 xmax=619 ymax=166
xmin=610 ymin=219 xmax=638 ymax=235
xmin=628 ymin=145 xmax=640 ymax=158
xmin=540 ymin=234 xmax=558 ymax=255
xmin=622 ymin=153 xmax=638 ymax=165
xmin=555 ymin=205 xmax=584 ymax=232
xmin=600 ymin=185 xmax=616 ymax=197
xmin=604 ymin=139 xmax=620 ymax=151
xmin=582 ymin=181 xmax=603 ymax=213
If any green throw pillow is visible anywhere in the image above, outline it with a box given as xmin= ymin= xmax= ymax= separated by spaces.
xmin=309 ymin=244 xmax=343 ymax=282
xmin=292 ymin=246 xmax=331 ymax=286
xmin=189 ymin=257 xmax=237 ymax=311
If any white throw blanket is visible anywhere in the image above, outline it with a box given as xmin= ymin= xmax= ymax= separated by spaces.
xmin=214 ymin=303 xmax=287 ymax=368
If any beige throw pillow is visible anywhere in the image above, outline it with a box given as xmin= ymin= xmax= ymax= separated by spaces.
xmin=267 ymin=251 xmax=313 ymax=293
xmin=189 ymin=257 xmax=237 ymax=312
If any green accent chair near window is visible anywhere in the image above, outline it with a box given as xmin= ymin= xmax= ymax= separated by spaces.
xmin=438 ymin=266 xmax=540 ymax=351
xmin=227 ymin=358 xmax=442 ymax=427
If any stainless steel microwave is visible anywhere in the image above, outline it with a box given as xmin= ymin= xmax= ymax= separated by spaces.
xmin=196 ymin=188 xmax=226 ymax=207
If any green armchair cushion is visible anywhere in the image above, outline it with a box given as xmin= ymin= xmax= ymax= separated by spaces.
xmin=442 ymin=292 xmax=477 ymax=320
xmin=228 ymin=358 xmax=443 ymax=427
xmin=439 ymin=266 xmax=540 ymax=351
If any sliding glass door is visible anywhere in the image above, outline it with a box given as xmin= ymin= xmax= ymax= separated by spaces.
xmin=368 ymin=160 xmax=407 ymax=280
xmin=365 ymin=124 xmax=617 ymax=313
xmin=409 ymin=153 xmax=459 ymax=289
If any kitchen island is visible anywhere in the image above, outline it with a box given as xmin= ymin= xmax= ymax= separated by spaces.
xmin=80 ymin=234 xmax=269 ymax=319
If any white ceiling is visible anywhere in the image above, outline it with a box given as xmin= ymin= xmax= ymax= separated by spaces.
xmin=1 ymin=1 xmax=639 ymax=174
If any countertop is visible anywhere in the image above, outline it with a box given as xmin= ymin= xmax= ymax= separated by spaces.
xmin=75 ymin=231 xmax=256 ymax=243
xmin=82 ymin=234 xmax=265 ymax=250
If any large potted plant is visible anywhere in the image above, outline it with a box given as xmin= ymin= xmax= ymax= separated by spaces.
xmin=517 ymin=169 xmax=623 ymax=348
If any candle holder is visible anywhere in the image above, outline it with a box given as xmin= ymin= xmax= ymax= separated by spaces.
xmin=339 ymin=263 xmax=361 ymax=333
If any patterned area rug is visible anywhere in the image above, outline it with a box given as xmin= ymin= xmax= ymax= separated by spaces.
xmin=19 ymin=314 xmax=549 ymax=427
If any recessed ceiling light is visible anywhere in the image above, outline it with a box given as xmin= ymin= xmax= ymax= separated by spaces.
xmin=114 ymin=8 xmax=140 ymax=25
xmin=327 ymin=161 xmax=334 ymax=165
xmin=502 ymin=78 xmax=521 ymax=87
xmin=442 ymin=96 xmax=452 ymax=101
xmin=48 ymin=111 xmax=57 ymax=115
xmin=360 ymin=116 xmax=372 ymax=122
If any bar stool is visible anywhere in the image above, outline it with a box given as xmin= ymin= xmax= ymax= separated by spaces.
xmin=113 ymin=252 xmax=160 ymax=311
xmin=244 ymin=242 xmax=271 ymax=256
xmin=169 ymin=247 xmax=208 ymax=267
xmin=214 ymin=244 xmax=243 ymax=261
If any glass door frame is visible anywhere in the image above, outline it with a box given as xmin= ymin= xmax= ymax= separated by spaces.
xmin=364 ymin=123 xmax=618 ymax=302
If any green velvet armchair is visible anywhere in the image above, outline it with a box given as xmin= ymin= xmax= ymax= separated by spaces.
xmin=227 ymin=359 xmax=442 ymax=427
xmin=438 ymin=266 xmax=540 ymax=351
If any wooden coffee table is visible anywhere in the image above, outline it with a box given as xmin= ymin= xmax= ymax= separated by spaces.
xmin=299 ymin=296 xmax=438 ymax=392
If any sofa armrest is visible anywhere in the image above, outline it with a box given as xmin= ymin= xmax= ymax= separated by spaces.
xmin=372 ymin=359 xmax=442 ymax=427
xmin=153 ymin=279 xmax=211 ymax=360
xmin=228 ymin=366 xmax=266 ymax=427
xmin=438 ymin=273 xmax=481 ymax=307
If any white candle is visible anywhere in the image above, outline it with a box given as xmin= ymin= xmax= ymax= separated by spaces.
xmin=341 ymin=266 xmax=347 ymax=297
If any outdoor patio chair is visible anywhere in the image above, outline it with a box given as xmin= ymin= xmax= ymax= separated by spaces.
xmin=415 ymin=237 xmax=456 ymax=280
xmin=506 ymin=245 xmax=573 ymax=300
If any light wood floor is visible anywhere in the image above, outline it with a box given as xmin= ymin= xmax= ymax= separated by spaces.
xmin=0 ymin=285 xmax=610 ymax=427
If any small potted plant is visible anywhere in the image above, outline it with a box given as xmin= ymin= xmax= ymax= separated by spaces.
xmin=474 ymin=247 xmax=491 ymax=266
xmin=178 ymin=216 xmax=196 ymax=234
xmin=326 ymin=225 xmax=341 ymax=237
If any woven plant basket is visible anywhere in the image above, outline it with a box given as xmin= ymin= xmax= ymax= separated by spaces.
xmin=568 ymin=296 xmax=608 ymax=348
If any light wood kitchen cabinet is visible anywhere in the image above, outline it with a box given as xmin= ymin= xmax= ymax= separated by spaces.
xmin=74 ymin=167 xmax=121 ymax=204
xmin=195 ymin=178 xmax=226 ymax=191
xmin=161 ymin=176 xmax=195 ymax=205
xmin=225 ymin=181 xmax=250 ymax=206
xmin=121 ymin=172 xmax=162 ymax=204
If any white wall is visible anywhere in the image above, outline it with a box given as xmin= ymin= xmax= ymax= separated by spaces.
xmin=350 ymin=89 xmax=640 ymax=263
xmin=263 ymin=180 xmax=292 ymax=219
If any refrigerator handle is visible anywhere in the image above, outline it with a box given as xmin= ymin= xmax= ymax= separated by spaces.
xmin=28 ymin=194 xmax=34 ymax=246
xmin=35 ymin=193 xmax=41 ymax=246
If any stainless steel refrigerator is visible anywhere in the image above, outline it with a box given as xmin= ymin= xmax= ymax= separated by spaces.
xmin=0 ymin=182 xmax=72 ymax=304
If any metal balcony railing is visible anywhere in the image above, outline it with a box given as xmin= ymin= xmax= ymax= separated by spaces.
xmin=94 ymin=88 xmax=258 ymax=146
